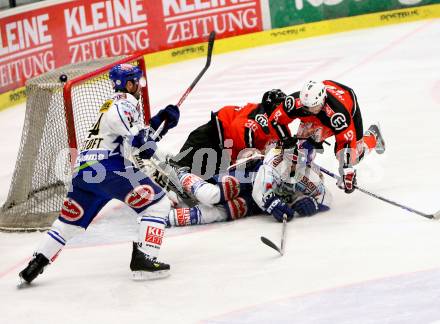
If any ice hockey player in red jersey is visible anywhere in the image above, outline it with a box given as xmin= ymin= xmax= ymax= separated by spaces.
xmin=166 ymin=138 xmax=332 ymax=226
xmin=268 ymin=80 xmax=385 ymax=193
xmin=172 ymin=89 xmax=290 ymax=177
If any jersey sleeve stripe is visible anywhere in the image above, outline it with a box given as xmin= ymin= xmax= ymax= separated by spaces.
xmin=244 ymin=127 xmax=254 ymax=147
xmin=350 ymin=89 xmax=358 ymax=117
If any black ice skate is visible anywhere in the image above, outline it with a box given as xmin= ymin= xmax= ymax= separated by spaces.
xmin=130 ymin=242 xmax=170 ymax=280
xmin=366 ymin=124 xmax=386 ymax=154
xmin=19 ymin=253 xmax=49 ymax=285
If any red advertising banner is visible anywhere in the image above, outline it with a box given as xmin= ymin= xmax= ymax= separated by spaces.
xmin=0 ymin=0 xmax=263 ymax=95
xmin=156 ymin=0 xmax=263 ymax=48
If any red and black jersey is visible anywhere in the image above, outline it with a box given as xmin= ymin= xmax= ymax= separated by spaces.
xmin=268 ymin=80 xmax=364 ymax=164
xmin=214 ymin=103 xmax=290 ymax=161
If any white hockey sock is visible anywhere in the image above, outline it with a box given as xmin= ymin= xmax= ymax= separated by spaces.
xmin=198 ymin=204 xmax=227 ymax=224
xmin=168 ymin=205 xmax=227 ymax=226
xmin=137 ymin=196 xmax=170 ymax=259
xmin=37 ymin=219 xmax=84 ymax=262
xmin=137 ymin=216 xmax=167 ymax=259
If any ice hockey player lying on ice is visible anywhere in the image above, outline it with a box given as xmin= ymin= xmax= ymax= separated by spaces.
xmin=268 ymin=80 xmax=386 ymax=194
xmin=166 ymin=138 xmax=332 ymax=226
xmin=19 ymin=64 xmax=180 ymax=285
xmin=170 ymin=89 xmax=290 ymax=177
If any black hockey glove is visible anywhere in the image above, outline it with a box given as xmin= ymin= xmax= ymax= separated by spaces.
xmin=263 ymin=193 xmax=294 ymax=222
xmin=261 ymin=89 xmax=286 ymax=115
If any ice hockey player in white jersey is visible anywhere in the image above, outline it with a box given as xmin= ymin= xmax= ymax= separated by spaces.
xmin=167 ymin=138 xmax=331 ymax=226
xmin=19 ymin=64 xmax=180 ymax=284
xmin=252 ymin=138 xmax=331 ymax=222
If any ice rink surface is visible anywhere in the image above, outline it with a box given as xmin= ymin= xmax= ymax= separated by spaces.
xmin=1 ymin=18 xmax=440 ymax=323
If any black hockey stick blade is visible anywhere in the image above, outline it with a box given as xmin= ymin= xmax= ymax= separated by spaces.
xmin=260 ymin=236 xmax=282 ymax=255
xmin=177 ymin=31 xmax=216 ymax=107
xmin=261 ymin=214 xmax=288 ymax=256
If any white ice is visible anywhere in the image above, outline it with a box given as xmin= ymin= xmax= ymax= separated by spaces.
xmin=1 ymin=19 xmax=440 ymax=324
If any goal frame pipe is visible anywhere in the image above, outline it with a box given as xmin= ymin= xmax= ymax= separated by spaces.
xmin=63 ymin=54 xmax=150 ymax=166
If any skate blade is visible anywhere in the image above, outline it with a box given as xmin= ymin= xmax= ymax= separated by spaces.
xmin=17 ymin=277 xmax=31 ymax=289
xmin=131 ymin=270 xmax=170 ymax=281
xmin=375 ymin=123 xmax=385 ymax=154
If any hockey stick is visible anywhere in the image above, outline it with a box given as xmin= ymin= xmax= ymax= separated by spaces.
xmin=227 ymin=153 xmax=264 ymax=171
xmin=148 ymin=31 xmax=216 ymax=141
xmin=177 ymin=31 xmax=216 ymax=108
xmin=317 ymin=164 xmax=440 ymax=220
xmin=147 ymin=32 xmax=215 ymax=205
xmin=261 ymin=214 xmax=288 ymax=255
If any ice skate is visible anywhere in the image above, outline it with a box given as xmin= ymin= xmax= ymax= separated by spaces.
xmin=130 ymin=243 xmax=170 ymax=280
xmin=366 ymin=124 xmax=386 ymax=154
xmin=18 ymin=253 xmax=49 ymax=286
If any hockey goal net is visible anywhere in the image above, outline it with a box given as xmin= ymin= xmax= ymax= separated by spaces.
xmin=0 ymin=55 xmax=150 ymax=232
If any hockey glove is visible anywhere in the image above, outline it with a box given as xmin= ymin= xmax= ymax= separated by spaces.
xmin=150 ymin=104 xmax=180 ymax=135
xmin=338 ymin=167 xmax=356 ymax=194
xmin=133 ymin=129 xmax=157 ymax=160
xmin=261 ymin=89 xmax=286 ymax=115
xmin=263 ymin=193 xmax=294 ymax=222
xmin=291 ymin=196 xmax=319 ymax=217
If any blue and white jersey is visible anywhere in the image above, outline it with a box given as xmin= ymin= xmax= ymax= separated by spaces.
xmin=252 ymin=147 xmax=331 ymax=210
xmin=74 ymin=92 xmax=145 ymax=173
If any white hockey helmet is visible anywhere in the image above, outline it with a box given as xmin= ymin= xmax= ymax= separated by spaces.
xmin=299 ymin=80 xmax=326 ymax=113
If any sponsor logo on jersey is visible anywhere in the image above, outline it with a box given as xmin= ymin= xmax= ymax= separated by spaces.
xmin=145 ymin=226 xmax=164 ymax=245
xmin=125 ymin=185 xmax=154 ymax=209
xmin=60 ymin=198 xmax=84 ymax=222
xmin=301 ymin=175 xmax=317 ymax=194
xmin=322 ymin=103 xmax=334 ymax=117
xmin=330 ymin=113 xmax=348 ymax=131
xmin=113 ymin=93 xmax=127 ymax=101
xmin=99 ymin=99 xmax=113 ymax=112
xmin=255 ymin=114 xmax=268 ymax=127
xmin=76 ymin=152 xmax=107 ymax=163
xmin=271 ymin=152 xmax=283 ymax=167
